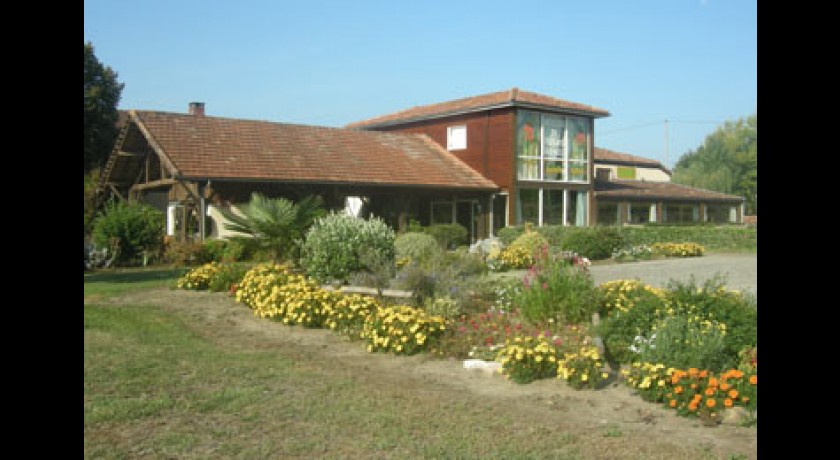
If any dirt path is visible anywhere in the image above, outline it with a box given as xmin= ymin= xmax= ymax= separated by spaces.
xmin=109 ymin=288 xmax=758 ymax=459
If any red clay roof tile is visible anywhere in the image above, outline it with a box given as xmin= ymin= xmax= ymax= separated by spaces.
xmin=130 ymin=110 xmax=498 ymax=191
xmin=346 ymin=88 xmax=610 ymax=129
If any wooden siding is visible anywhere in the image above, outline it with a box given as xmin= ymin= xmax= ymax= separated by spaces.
xmin=369 ymin=108 xmax=516 ymax=193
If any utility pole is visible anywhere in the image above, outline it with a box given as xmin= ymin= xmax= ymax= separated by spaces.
xmin=664 ymin=119 xmax=669 ymax=168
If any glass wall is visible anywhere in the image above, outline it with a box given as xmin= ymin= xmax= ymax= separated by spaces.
xmin=596 ymin=202 xmax=619 ymax=225
xmin=629 ymin=203 xmax=655 ymax=224
xmin=664 ymin=204 xmax=699 ymax=224
xmin=516 ymin=187 xmax=587 ymax=226
xmin=516 ymin=111 xmax=589 ymax=183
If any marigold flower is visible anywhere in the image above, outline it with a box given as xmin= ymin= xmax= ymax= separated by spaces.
xmin=719 ymin=382 xmax=731 ymax=391
xmin=674 ymin=385 xmax=683 ymax=394
xmin=724 ymin=398 xmax=733 ymax=408
xmin=699 ymin=370 xmax=708 ymax=378
xmin=688 ymin=401 xmax=698 ymax=411
xmin=728 ymin=389 xmax=739 ymax=399
xmin=705 ymin=388 xmax=715 ymax=396
xmin=706 ymin=398 xmax=716 ymax=408
xmin=749 ymin=375 xmax=757 ymax=385
xmin=669 ymin=399 xmax=677 ymax=408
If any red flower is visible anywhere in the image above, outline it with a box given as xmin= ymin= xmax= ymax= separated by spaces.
xmin=523 ymin=124 xmax=534 ymax=141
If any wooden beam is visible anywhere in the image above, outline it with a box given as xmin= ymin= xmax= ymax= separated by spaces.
xmin=108 ymin=183 xmax=125 ymax=201
xmin=130 ymin=178 xmax=178 ymax=192
xmin=117 ymin=150 xmax=143 ymax=157
xmin=129 ymin=110 xmax=180 ymax=178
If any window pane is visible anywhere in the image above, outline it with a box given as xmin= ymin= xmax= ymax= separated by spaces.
xmin=568 ymin=117 xmax=589 ymax=161
xmin=568 ymin=161 xmax=588 ymax=181
xmin=517 ymin=111 xmax=541 ymax=159
xmin=516 ymin=188 xmax=539 ymax=225
xmin=542 ymin=114 xmax=565 ymax=159
xmin=544 ymin=160 xmax=564 ymax=181
xmin=518 ymin=158 xmax=540 ymax=180
xmin=543 ymin=189 xmax=564 ymax=225
xmin=597 ymin=202 xmax=618 ymax=225
xmin=569 ymin=190 xmax=587 ymax=226
xmin=630 ymin=203 xmax=652 ymax=224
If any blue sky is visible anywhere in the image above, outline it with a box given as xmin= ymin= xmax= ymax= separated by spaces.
xmin=84 ymin=0 xmax=756 ymax=169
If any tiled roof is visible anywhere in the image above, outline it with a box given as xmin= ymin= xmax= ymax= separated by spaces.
xmin=128 ymin=110 xmax=499 ymax=190
xmin=595 ymin=179 xmax=744 ymax=203
xmin=594 ymin=147 xmax=667 ymax=170
xmin=346 ymin=88 xmax=610 ymax=129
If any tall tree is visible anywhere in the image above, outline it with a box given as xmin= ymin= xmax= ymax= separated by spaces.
xmin=672 ymin=114 xmax=757 ymax=214
xmin=84 ymin=41 xmax=124 ymax=174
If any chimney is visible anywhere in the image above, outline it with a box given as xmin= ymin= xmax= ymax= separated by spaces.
xmin=188 ymin=102 xmax=205 ymax=117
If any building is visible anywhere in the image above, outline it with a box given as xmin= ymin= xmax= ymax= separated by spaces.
xmin=348 ymin=88 xmax=745 ymax=232
xmin=98 ymin=104 xmax=497 ymax=242
xmin=98 ymin=89 xmax=745 ymax=244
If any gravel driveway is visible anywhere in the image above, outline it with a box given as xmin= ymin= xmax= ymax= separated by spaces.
xmin=588 ymin=253 xmax=757 ymax=297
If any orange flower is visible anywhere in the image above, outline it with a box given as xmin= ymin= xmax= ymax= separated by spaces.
xmin=674 ymin=385 xmax=683 ymax=394
xmin=730 ymin=369 xmax=744 ymax=379
xmin=690 ymin=383 xmax=698 ymax=389
xmin=724 ymin=398 xmax=733 ymax=408
xmin=720 ymin=382 xmax=731 ymax=391
xmin=688 ymin=401 xmax=698 ymax=411
xmin=705 ymin=388 xmax=716 ymax=396
xmin=706 ymin=398 xmax=716 ymax=408
xmin=688 ymin=368 xmax=699 ymax=377
xmin=728 ymin=389 xmax=739 ymax=399
xmin=741 ymin=396 xmax=750 ymax=403
xmin=749 ymin=375 xmax=757 ymax=385
xmin=669 ymin=399 xmax=677 ymax=408
xmin=699 ymin=370 xmax=708 ymax=378
xmin=707 ymin=377 xmax=718 ymax=387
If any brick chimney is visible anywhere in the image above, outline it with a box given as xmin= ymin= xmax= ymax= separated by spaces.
xmin=188 ymin=102 xmax=205 ymax=117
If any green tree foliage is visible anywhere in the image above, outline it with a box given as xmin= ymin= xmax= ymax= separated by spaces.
xmin=84 ymin=41 xmax=124 ymax=174
xmin=84 ymin=169 xmax=101 ymax=236
xmin=671 ymin=114 xmax=757 ymax=214
xmin=218 ymin=193 xmax=326 ymax=262
xmin=92 ymin=201 xmax=165 ymax=265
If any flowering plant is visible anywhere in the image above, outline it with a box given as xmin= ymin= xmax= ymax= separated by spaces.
xmin=176 ymin=262 xmax=223 ymax=290
xmin=323 ymin=293 xmax=381 ymax=338
xmin=497 ymin=336 xmax=560 ymax=383
xmin=651 ymin=242 xmax=704 ymax=257
xmin=557 ymin=345 xmax=609 ymax=389
xmin=361 ymin=305 xmax=447 ymax=356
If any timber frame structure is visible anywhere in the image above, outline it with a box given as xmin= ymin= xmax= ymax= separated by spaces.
xmin=97 ymin=110 xmax=210 ymax=241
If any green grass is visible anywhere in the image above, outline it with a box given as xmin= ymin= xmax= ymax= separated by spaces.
xmin=84 ymin=269 xmax=756 ymax=459
xmin=84 ymin=267 xmax=186 ymax=300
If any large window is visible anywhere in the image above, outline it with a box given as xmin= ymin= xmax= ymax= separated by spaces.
xmin=629 ymin=203 xmax=655 ymax=224
xmin=664 ymin=204 xmax=699 ymax=224
xmin=515 ymin=187 xmax=587 ymax=226
xmin=706 ymin=204 xmax=737 ymax=223
xmin=517 ymin=111 xmax=589 ymax=183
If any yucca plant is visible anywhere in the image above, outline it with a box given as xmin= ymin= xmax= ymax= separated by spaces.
xmin=218 ymin=193 xmax=325 ymax=262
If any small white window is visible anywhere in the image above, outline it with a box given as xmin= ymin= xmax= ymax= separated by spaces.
xmin=447 ymin=125 xmax=467 ymax=150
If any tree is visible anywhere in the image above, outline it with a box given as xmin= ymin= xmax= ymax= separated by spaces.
xmin=84 ymin=41 xmax=124 ymax=174
xmin=218 ymin=193 xmax=326 ymax=262
xmin=671 ymin=114 xmax=757 ymax=214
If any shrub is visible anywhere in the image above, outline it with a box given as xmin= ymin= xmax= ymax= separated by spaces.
xmin=560 ymin=227 xmax=624 ymax=260
xmin=557 ymin=346 xmax=609 ymax=390
xmin=161 ymin=238 xmax=205 ymax=267
xmin=633 ymin=315 xmax=730 ymax=371
xmin=395 ymin=232 xmax=442 ymax=266
xmin=497 ymin=226 xmax=525 ymax=246
xmin=206 ymin=263 xmax=250 ymax=293
xmin=488 ymin=229 xmax=549 ymax=271
xmin=91 ymin=200 xmax=165 ymax=265
xmin=513 ymin=255 xmax=601 ymax=324
xmin=300 ymin=212 xmax=396 ymax=285
xmin=497 ymin=336 xmax=560 ymax=384
xmin=424 ymin=223 xmax=468 ymax=250
xmin=663 ymin=277 xmax=757 ymax=370
xmin=396 ymin=249 xmax=489 ymax=308
xmin=361 ymin=305 xmax=448 ymax=355
xmin=595 ymin=281 xmax=669 ymax=364
xmin=422 ymin=296 xmax=461 ymax=319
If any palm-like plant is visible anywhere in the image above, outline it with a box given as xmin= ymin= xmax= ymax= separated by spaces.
xmin=219 ymin=193 xmax=325 ymax=262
